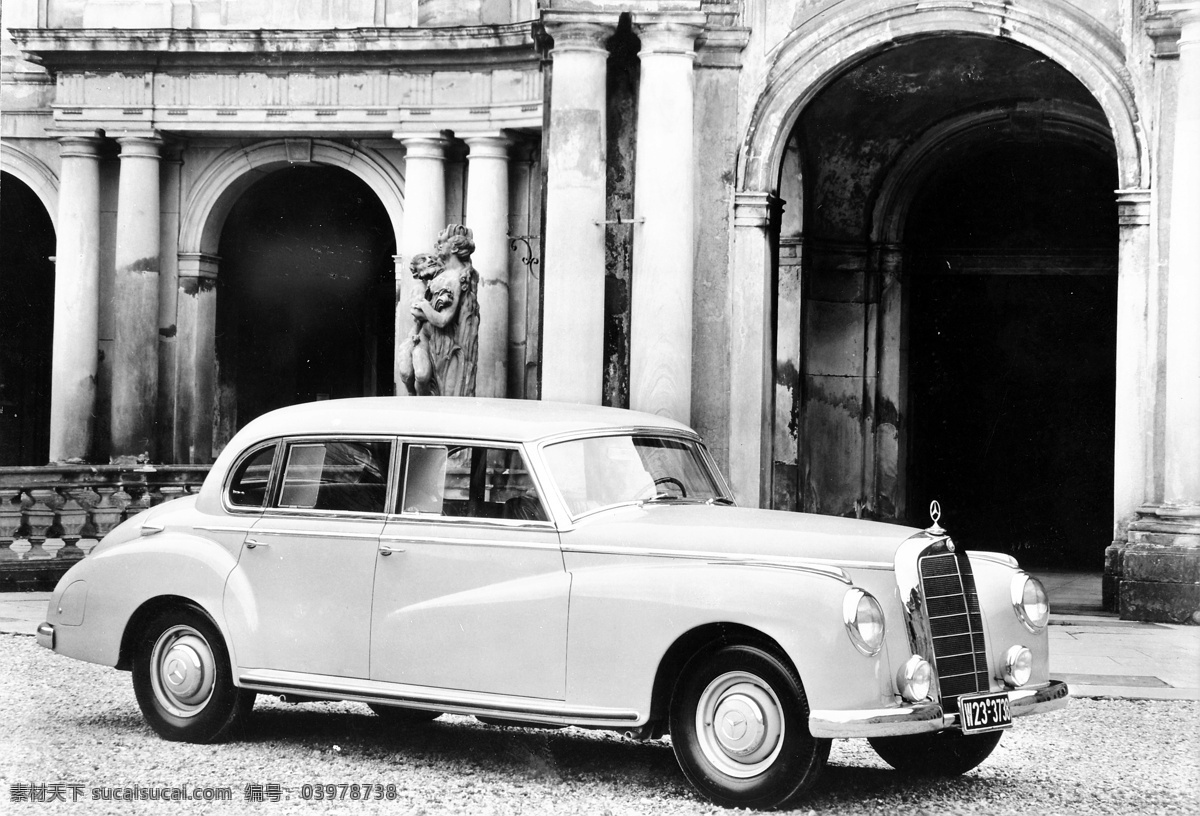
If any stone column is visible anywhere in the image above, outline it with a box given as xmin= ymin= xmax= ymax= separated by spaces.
xmin=540 ymin=14 xmax=614 ymax=405
xmin=174 ymin=254 xmax=219 ymax=463
xmin=728 ymin=192 xmax=776 ymax=507
xmin=49 ymin=135 xmax=103 ymax=463
xmin=629 ymin=13 xmax=705 ymax=422
xmin=110 ymin=135 xmax=163 ymax=461
xmin=464 ymin=134 xmax=512 ymax=398
xmin=394 ymin=134 xmax=448 ymax=393
xmin=1162 ymin=4 xmax=1200 ymax=514
xmin=1120 ymin=3 xmax=1200 ymax=624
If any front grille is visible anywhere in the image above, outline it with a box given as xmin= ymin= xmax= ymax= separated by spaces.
xmin=919 ymin=551 xmax=989 ymax=711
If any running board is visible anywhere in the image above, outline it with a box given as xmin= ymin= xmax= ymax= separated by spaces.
xmin=237 ymin=670 xmax=643 ymax=728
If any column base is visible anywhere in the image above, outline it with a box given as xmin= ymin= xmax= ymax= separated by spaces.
xmin=1108 ymin=506 xmax=1200 ymax=624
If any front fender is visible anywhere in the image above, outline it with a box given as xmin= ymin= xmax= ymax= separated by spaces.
xmin=44 ymin=534 xmax=239 ymax=668
xmin=564 ymin=562 xmax=895 ymax=720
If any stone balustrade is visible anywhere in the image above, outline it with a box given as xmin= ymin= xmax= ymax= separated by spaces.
xmin=0 ymin=465 xmax=210 ymax=587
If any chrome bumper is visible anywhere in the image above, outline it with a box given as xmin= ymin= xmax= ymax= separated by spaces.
xmin=36 ymin=622 xmax=54 ymax=650
xmin=809 ymin=680 xmax=1070 ymax=738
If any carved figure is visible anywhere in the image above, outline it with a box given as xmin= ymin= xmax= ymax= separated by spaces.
xmin=396 ymin=225 xmax=480 ymax=397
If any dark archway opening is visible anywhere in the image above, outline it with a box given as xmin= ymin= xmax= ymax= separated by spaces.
xmin=0 ymin=173 xmax=55 ymax=465
xmin=216 ymin=166 xmax=395 ymax=431
xmin=905 ymin=141 xmax=1118 ymax=568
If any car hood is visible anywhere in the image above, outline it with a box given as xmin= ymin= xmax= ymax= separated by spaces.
xmin=562 ymin=503 xmax=919 ymax=567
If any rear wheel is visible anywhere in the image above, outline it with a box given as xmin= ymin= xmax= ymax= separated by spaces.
xmin=669 ymin=644 xmax=830 ymax=809
xmin=132 ymin=607 xmax=255 ymax=743
xmin=367 ymin=704 xmax=440 ymax=724
xmin=869 ymin=728 xmax=1002 ymax=776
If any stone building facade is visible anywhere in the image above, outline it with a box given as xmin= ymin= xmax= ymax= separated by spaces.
xmin=2 ymin=0 xmax=1197 ymax=621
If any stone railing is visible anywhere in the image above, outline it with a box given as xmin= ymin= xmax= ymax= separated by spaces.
xmin=0 ymin=465 xmax=211 ymax=564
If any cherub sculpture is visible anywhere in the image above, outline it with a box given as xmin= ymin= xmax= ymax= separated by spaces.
xmin=396 ymin=225 xmax=480 ymax=397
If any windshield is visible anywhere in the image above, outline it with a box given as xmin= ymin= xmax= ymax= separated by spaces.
xmin=542 ymin=434 xmax=731 ymax=517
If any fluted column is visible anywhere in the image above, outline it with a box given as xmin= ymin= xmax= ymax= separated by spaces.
xmin=110 ymin=135 xmax=163 ymax=461
xmin=540 ymin=14 xmax=614 ymax=405
xmin=630 ymin=13 xmax=705 ymax=422
xmin=49 ymin=135 xmax=103 ymax=463
xmin=728 ymin=192 xmax=777 ymax=507
xmin=395 ymin=134 xmax=448 ymax=393
xmin=1161 ymin=3 xmax=1200 ymax=514
xmin=465 ymin=134 xmax=512 ymax=398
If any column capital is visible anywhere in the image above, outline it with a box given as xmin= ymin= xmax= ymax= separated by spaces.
xmin=542 ymin=12 xmax=617 ymax=55
xmin=394 ymin=133 xmax=450 ymax=160
xmin=733 ymin=191 xmax=778 ymax=228
xmin=178 ymin=252 xmax=220 ymax=280
xmin=1116 ymin=188 xmax=1152 ymax=227
xmin=633 ymin=12 xmax=707 ymax=56
xmin=57 ymin=135 xmax=104 ymax=160
xmin=115 ymin=134 xmax=164 ymax=159
xmin=463 ymin=133 xmax=513 ymax=160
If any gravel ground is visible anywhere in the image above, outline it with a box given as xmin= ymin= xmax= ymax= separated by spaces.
xmin=2 ymin=634 xmax=1197 ymax=816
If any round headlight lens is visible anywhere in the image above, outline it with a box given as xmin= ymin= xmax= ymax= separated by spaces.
xmin=1003 ymin=645 xmax=1034 ymax=687
xmin=843 ymin=589 xmax=885 ymax=656
xmin=897 ymin=655 xmax=932 ymax=702
xmin=1011 ymin=573 xmax=1050 ymax=632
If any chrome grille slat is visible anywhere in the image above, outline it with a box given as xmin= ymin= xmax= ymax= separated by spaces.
xmin=919 ymin=550 xmax=990 ymax=711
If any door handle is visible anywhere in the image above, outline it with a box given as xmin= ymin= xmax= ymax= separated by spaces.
xmin=245 ymin=539 xmax=269 ymax=549
xmin=379 ymin=544 xmax=405 ymax=556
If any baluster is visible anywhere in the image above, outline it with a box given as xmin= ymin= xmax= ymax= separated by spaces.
xmin=74 ymin=486 xmax=101 ymax=555
xmin=157 ymin=483 xmax=186 ymax=506
xmin=55 ymin=488 xmax=88 ymax=560
xmin=0 ymin=489 xmax=21 ymax=561
xmin=122 ymin=480 xmax=151 ymax=521
xmin=89 ymin=486 xmax=125 ymax=541
xmin=24 ymin=488 xmax=57 ymax=560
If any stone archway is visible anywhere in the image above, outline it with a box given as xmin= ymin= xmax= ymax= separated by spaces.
xmin=170 ymin=140 xmax=405 ymax=462
xmin=727 ymin=0 xmax=1145 ymax=515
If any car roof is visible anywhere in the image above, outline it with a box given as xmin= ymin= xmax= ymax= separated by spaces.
xmin=232 ymin=396 xmax=696 ymax=446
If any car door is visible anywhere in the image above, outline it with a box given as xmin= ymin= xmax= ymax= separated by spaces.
xmin=225 ymin=436 xmax=392 ymax=679
xmin=370 ymin=440 xmax=569 ymax=700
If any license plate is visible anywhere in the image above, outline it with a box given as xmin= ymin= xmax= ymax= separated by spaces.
xmin=958 ymin=692 xmax=1013 ymax=734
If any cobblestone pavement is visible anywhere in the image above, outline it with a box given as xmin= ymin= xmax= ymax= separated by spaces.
xmin=2 ymin=635 xmax=1198 ymax=816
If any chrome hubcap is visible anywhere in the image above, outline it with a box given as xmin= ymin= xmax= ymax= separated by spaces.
xmin=150 ymin=625 xmax=216 ymax=718
xmin=696 ymin=671 xmax=785 ymax=778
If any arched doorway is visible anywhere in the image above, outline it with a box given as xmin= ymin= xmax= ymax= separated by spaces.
xmin=1 ymin=172 xmax=55 ymax=464
xmin=215 ymin=166 xmax=395 ymax=432
xmin=775 ymin=34 xmax=1120 ymax=568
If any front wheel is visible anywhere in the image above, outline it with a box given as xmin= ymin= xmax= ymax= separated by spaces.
xmin=868 ymin=728 xmax=1002 ymax=776
xmin=669 ymin=644 xmax=830 ymax=810
xmin=132 ymin=607 xmax=255 ymax=743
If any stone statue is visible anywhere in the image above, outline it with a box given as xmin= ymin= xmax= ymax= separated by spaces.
xmin=397 ymin=224 xmax=480 ymax=397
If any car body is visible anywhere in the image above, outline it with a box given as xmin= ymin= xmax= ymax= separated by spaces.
xmin=38 ymin=397 xmax=1068 ymax=808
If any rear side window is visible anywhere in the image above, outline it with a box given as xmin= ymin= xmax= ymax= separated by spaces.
xmin=398 ymin=443 xmax=547 ymax=522
xmin=277 ymin=439 xmax=392 ymax=514
xmin=227 ymin=444 xmax=277 ymax=508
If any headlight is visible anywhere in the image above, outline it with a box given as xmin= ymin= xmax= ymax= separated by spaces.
xmin=1011 ymin=573 xmax=1050 ymax=632
xmin=843 ymin=588 xmax=885 ymax=656
xmin=897 ymin=655 xmax=932 ymax=702
xmin=1002 ymin=645 xmax=1033 ymax=687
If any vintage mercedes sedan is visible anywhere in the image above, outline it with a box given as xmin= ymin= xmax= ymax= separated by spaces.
xmin=37 ymin=397 xmax=1067 ymax=809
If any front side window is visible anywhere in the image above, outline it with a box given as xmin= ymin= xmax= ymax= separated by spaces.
xmin=398 ymin=443 xmax=548 ymax=522
xmin=277 ymin=439 xmax=392 ymax=513
xmin=542 ymin=434 xmax=729 ymax=518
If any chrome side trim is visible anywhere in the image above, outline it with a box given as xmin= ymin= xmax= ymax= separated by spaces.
xmin=808 ymin=680 xmax=1069 ymax=738
xmin=236 ymin=670 xmax=641 ymax=726
xmin=250 ymin=528 xmax=382 ymax=541
xmin=192 ymin=524 xmax=259 ymax=534
xmin=36 ymin=622 xmax=54 ymax=650
xmin=378 ymin=535 xmax=561 ymax=552
xmin=562 ymin=543 xmax=884 ymax=580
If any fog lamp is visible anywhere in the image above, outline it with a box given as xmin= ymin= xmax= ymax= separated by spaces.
xmin=897 ymin=655 xmax=932 ymax=702
xmin=1011 ymin=573 xmax=1050 ymax=632
xmin=1002 ymin=645 xmax=1034 ymax=687
xmin=843 ymin=588 xmax=885 ymax=656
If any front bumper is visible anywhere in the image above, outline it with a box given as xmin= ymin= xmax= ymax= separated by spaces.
xmin=809 ymin=680 xmax=1070 ymax=738
xmin=36 ymin=622 xmax=54 ymax=650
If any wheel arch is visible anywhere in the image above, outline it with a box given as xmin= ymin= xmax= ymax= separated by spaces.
xmin=117 ymin=595 xmax=225 ymax=671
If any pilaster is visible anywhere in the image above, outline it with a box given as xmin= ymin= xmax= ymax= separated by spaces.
xmin=464 ymin=134 xmax=513 ymax=399
xmin=174 ymin=253 xmax=219 ymax=464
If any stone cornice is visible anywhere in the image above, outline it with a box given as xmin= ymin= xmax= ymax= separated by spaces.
xmin=8 ymin=25 xmax=540 ymax=72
